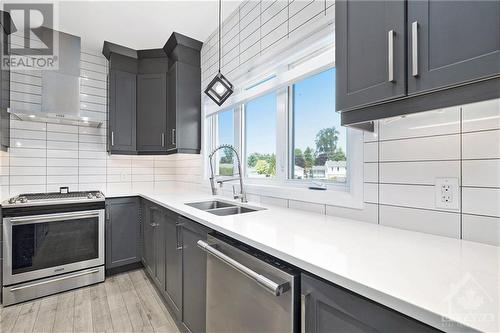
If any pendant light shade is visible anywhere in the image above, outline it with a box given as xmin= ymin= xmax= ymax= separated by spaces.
xmin=204 ymin=0 xmax=234 ymax=106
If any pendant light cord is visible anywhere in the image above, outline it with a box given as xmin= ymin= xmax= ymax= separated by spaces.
xmin=218 ymin=0 xmax=222 ymax=73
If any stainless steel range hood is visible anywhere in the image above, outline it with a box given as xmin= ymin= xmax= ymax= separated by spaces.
xmin=8 ymin=29 xmax=102 ymax=127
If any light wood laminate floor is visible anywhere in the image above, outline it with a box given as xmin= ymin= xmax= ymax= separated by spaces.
xmin=0 ymin=269 xmax=180 ymax=333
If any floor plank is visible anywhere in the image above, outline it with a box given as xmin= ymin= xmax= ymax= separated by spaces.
xmin=0 ymin=269 xmax=179 ymax=333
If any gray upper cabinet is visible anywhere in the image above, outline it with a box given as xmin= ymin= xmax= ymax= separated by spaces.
xmin=105 ymin=197 xmax=141 ymax=271
xmin=108 ymin=68 xmax=137 ymax=153
xmin=136 ymin=73 xmax=167 ymax=152
xmin=301 ymin=273 xmax=440 ymax=333
xmin=0 ymin=11 xmax=15 ymax=151
xmin=336 ymin=0 xmax=406 ymax=111
xmin=180 ymin=217 xmax=211 ymax=333
xmin=164 ymin=210 xmax=183 ymax=321
xmin=408 ymin=0 xmax=500 ymax=94
xmin=164 ymin=33 xmax=202 ymax=154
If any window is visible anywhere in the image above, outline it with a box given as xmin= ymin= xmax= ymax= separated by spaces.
xmin=244 ymin=92 xmax=277 ymax=178
xmin=216 ymin=109 xmax=234 ymax=176
xmin=290 ymin=68 xmax=347 ymax=183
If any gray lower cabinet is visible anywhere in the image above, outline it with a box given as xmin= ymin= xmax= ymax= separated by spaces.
xmin=336 ymin=0 xmax=406 ymax=111
xmin=105 ymin=197 xmax=141 ymax=270
xmin=301 ymin=273 xmax=440 ymax=333
xmin=108 ymin=69 xmax=137 ymax=153
xmin=141 ymin=200 xmax=155 ymax=277
xmin=164 ymin=210 xmax=183 ymax=321
xmin=136 ymin=73 xmax=167 ymax=152
xmin=408 ymin=0 xmax=500 ymax=94
xmin=180 ymin=217 xmax=210 ymax=333
xmin=152 ymin=206 xmax=166 ymax=290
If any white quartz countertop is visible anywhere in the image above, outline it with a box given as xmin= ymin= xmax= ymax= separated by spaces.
xmin=106 ymin=188 xmax=500 ymax=333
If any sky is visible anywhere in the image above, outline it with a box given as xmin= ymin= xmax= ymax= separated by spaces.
xmin=217 ymin=68 xmax=346 ymax=157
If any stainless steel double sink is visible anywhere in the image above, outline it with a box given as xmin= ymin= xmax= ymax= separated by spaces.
xmin=185 ymin=200 xmax=263 ymax=216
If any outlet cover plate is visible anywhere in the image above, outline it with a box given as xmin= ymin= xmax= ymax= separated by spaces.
xmin=435 ymin=177 xmax=460 ymax=210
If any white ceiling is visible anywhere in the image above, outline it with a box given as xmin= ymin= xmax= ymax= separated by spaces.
xmin=56 ymin=1 xmax=242 ymax=53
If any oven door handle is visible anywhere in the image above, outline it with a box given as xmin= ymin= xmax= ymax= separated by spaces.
xmin=9 ymin=211 xmax=101 ymax=224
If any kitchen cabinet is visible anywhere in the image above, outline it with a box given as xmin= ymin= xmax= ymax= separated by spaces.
xmin=407 ymin=0 xmax=500 ymax=94
xmin=164 ymin=209 xmax=183 ymax=321
xmin=105 ymin=197 xmax=141 ymax=271
xmin=336 ymin=0 xmax=406 ymax=111
xmin=108 ymin=68 xmax=137 ymax=153
xmin=166 ymin=61 xmax=201 ymax=153
xmin=0 ymin=11 xmax=15 ymax=151
xmin=337 ymin=0 xmax=500 ymax=127
xmin=141 ymin=200 xmax=155 ymax=276
xmin=103 ymin=32 xmax=202 ymax=155
xmin=180 ymin=217 xmax=211 ymax=333
xmin=301 ymin=273 xmax=440 ymax=333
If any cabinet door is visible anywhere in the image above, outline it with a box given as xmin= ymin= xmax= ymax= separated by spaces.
xmin=408 ymin=1 xmax=500 ymax=94
xmin=301 ymin=274 xmax=440 ymax=333
xmin=105 ymin=197 xmax=141 ymax=270
xmin=166 ymin=64 xmax=177 ymax=151
xmin=164 ymin=210 xmax=182 ymax=320
xmin=109 ymin=70 xmax=136 ymax=152
xmin=336 ymin=0 xmax=406 ymax=111
xmin=153 ymin=206 xmax=166 ymax=291
xmin=137 ymin=73 xmax=167 ymax=152
xmin=142 ymin=201 xmax=155 ymax=277
xmin=181 ymin=218 xmax=210 ymax=333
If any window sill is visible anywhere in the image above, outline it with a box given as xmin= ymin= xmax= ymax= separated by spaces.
xmin=243 ymin=182 xmax=364 ymax=209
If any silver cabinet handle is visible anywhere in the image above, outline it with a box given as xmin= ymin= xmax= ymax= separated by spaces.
xmin=412 ymin=21 xmax=419 ymax=77
xmin=171 ymin=128 xmax=176 ymax=146
xmin=197 ymin=240 xmax=290 ymax=296
xmin=176 ymin=223 xmax=182 ymax=250
xmin=10 ymin=269 xmax=101 ymax=291
xmin=301 ymin=293 xmax=309 ymax=333
xmin=161 ymin=133 xmax=165 ymax=147
xmin=111 ymin=131 xmax=114 ymax=146
xmin=388 ymin=30 xmax=395 ymax=82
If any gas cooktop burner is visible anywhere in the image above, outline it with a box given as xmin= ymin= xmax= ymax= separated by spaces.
xmin=5 ymin=190 xmax=104 ymax=206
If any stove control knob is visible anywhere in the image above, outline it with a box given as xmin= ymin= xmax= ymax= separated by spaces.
xmin=95 ymin=193 xmax=102 ymax=198
xmin=20 ymin=197 xmax=28 ymax=203
xmin=9 ymin=197 xmax=17 ymax=204
xmin=87 ymin=193 xmax=95 ymax=199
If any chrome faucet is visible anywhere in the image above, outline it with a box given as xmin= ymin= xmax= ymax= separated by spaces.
xmin=208 ymin=144 xmax=247 ymax=203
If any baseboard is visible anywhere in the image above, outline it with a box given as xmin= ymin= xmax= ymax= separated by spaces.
xmin=105 ymin=261 xmax=143 ymax=276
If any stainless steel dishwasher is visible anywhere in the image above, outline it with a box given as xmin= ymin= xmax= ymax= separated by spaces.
xmin=198 ymin=235 xmax=299 ymax=333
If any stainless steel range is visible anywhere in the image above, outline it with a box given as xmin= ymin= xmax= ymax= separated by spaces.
xmin=2 ymin=190 xmax=105 ymax=306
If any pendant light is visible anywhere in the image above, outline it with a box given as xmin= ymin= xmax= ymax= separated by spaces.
xmin=204 ymin=0 xmax=234 ymax=106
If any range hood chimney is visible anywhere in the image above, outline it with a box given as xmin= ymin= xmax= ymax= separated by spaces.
xmin=8 ymin=28 xmax=102 ymax=127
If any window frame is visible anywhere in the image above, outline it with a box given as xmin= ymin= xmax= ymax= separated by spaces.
xmin=203 ymin=27 xmax=364 ymax=209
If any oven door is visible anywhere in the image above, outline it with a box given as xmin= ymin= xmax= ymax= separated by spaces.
xmin=3 ymin=209 xmax=105 ymax=286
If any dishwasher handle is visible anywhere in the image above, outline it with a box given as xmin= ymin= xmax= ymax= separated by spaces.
xmin=197 ymin=240 xmax=290 ymax=296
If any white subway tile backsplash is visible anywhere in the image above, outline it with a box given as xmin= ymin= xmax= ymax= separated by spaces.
xmin=47 ymin=132 xmax=78 ymax=142
xmin=462 ymin=214 xmax=500 ymax=246
xmin=260 ymin=196 xmax=288 ymax=208
xmin=47 ymin=140 xmax=78 ymax=150
xmin=47 ymin=167 xmax=78 ymax=176
xmin=379 ymin=135 xmax=460 ymax=162
xmin=379 ymin=107 xmax=460 ymax=140
xmin=379 ymin=161 xmax=460 ymax=185
xmin=10 ymin=166 xmax=46 ymax=176
xmin=326 ymin=203 xmax=378 ymax=224
xmin=462 ymin=187 xmax=500 ymax=217
xmin=48 ymin=158 xmax=79 ymax=167
xmin=363 ymin=183 xmax=378 ymax=204
xmin=10 ymin=129 xmax=46 ymax=140
xmin=363 ymin=163 xmax=378 ymax=183
xmin=462 ymin=98 xmax=500 ymax=132
xmin=9 ymin=148 xmax=46 ymax=158
xmin=379 ymin=184 xmax=458 ymax=212
xmin=11 ymin=138 xmax=46 ymax=149
xmin=462 ymin=130 xmax=500 ymax=159
xmin=363 ymin=142 xmax=378 ymax=162
xmin=47 ymin=123 xmax=78 ymax=134
xmin=380 ymin=205 xmax=460 ymax=238
xmin=47 ymin=149 xmax=79 ymax=159
xmin=11 ymin=175 xmax=46 ymax=185
xmin=462 ymin=160 xmax=500 ymax=188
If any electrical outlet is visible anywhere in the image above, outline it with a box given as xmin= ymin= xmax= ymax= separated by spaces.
xmin=435 ymin=178 xmax=459 ymax=210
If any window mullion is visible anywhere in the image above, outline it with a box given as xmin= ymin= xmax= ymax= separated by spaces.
xmin=276 ymin=87 xmax=288 ymax=182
